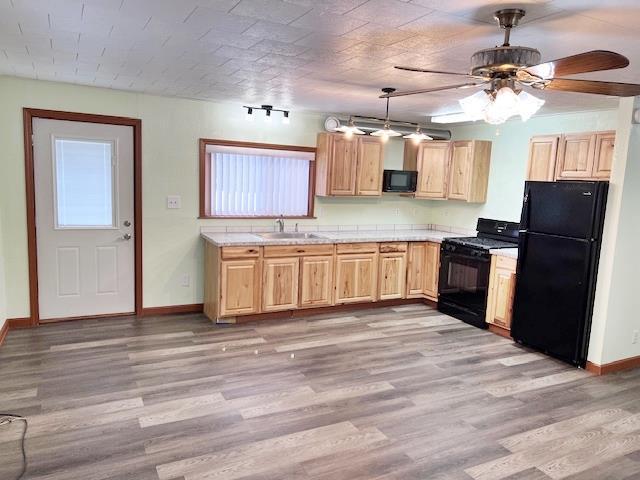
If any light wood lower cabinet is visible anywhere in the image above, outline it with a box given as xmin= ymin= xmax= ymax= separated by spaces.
xmin=378 ymin=250 xmax=407 ymax=300
xmin=219 ymin=258 xmax=261 ymax=316
xmin=262 ymin=257 xmax=299 ymax=312
xmin=334 ymin=253 xmax=378 ymax=304
xmin=204 ymin=240 xmax=442 ymax=322
xmin=300 ymin=255 xmax=334 ymax=307
xmin=486 ymin=255 xmax=517 ymax=330
xmin=406 ymin=241 xmax=440 ymax=301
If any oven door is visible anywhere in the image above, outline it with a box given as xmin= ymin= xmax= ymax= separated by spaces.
xmin=438 ymin=244 xmax=491 ymax=327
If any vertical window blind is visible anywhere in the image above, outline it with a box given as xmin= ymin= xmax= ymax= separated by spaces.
xmin=211 ymin=151 xmax=311 ymax=216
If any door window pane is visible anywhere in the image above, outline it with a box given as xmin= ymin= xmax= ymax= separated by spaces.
xmin=54 ymin=138 xmax=115 ymax=228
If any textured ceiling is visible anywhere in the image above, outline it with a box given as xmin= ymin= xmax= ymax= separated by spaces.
xmin=1 ymin=0 xmax=639 ymax=122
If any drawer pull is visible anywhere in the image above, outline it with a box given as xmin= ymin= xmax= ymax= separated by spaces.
xmin=297 ymin=249 xmax=305 ymax=253
xmin=248 ymin=249 xmax=257 ymax=253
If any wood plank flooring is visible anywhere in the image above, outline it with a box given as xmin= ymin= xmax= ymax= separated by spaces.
xmin=2 ymin=304 xmax=640 ymax=479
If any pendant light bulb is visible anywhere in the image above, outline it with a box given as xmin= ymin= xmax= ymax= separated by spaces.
xmin=335 ymin=116 xmax=365 ymax=136
xmin=403 ymin=126 xmax=433 ymax=144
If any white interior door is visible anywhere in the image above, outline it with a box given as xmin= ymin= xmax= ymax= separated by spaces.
xmin=33 ymin=118 xmax=135 ymax=320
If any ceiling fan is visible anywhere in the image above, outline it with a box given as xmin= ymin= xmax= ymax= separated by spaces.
xmin=380 ymin=9 xmax=640 ymax=124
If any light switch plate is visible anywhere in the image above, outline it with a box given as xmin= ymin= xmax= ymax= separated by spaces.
xmin=167 ymin=195 xmax=181 ymax=209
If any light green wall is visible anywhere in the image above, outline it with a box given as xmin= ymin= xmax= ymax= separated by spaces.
xmin=425 ymin=110 xmax=619 ymax=229
xmin=589 ymin=98 xmax=640 ymax=365
xmin=0 ymin=76 xmax=432 ymax=317
xmin=0 ymin=209 xmax=6 ymax=333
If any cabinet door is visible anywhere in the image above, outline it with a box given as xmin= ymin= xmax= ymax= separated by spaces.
xmin=300 ymin=255 xmax=334 ymax=307
xmin=447 ymin=141 xmax=472 ymax=200
xmin=378 ymin=252 xmax=406 ymax=300
xmin=262 ymin=257 xmax=299 ymax=312
xmin=416 ymin=142 xmax=449 ymax=199
xmin=406 ymin=242 xmax=426 ymax=297
xmin=556 ymin=133 xmax=596 ymax=180
xmin=592 ymin=132 xmax=615 ymax=179
xmin=356 ymin=136 xmax=384 ymax=196
xmin=329 ymin=135 xmax=357 ymax=195
xmin=334 ymin=254 xmax=378 ymax=304
xmin=486 ymin=256 xmax=517 ymax=329
xmin=423 ymin=242 xmax=440 ymax=300
xmin=527 ymin=135 xmax=559 ymax=181
xmin=220 ymin=259 xmax=261 ymax=316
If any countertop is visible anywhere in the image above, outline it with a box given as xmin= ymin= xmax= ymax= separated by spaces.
xmin=201 ymin=229 xmax=464 ymax=247
xmin=489 ymin=247 xmax=518 ymax=260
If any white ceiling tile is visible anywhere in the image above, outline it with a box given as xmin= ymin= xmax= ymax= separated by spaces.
xmin=283 ymin=0 xmax=369 ymax=15
xmin=290 ymin=9 xmax=367 ymax=36
xmin=345 ymin=0 xmax=433 ymax=28
xmin=243 ymin=20 xmax=311 ymax=43
xmin=216 ymin=45 xmax=265 ymax=61
xmin=342 ymin=23 xmax=416 ymax=46
xmin=182 ymin=7 xmax=257 ymax=37
xmin=251 ymin=39 xmax=309 ymax=57
xmin=230 ymin=0 xmax=312 ymax=25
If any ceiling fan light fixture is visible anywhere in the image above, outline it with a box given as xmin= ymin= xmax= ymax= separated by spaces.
xmin=459 ymin=86 xmax=544 ymax=125
xmin=517 ymin=90 xmax=546 ymax=121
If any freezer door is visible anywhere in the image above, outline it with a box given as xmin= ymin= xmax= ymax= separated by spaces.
xmin=520 ymin=181 xmax=607 ymax=240
xmin=511 ymin=231 xmax=593 ymax=366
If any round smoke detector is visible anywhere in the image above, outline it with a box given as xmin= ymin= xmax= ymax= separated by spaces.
xmin=470 ymin=46 xmax=541 ymax=77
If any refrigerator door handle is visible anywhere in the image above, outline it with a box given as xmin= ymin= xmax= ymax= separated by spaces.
xmin=521 ymin=187 xmax=532 ymax=230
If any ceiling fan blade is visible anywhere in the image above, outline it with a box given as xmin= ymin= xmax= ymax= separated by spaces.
xmin=394 ymin=66 xmax=473 ymax=77
xmin=542 ymin=78 xmax=640 ymax=97
xmin=379 ymin=82 xmax=485 ymax=98
xmin=523 ymin=50 xmax=629 ymax=80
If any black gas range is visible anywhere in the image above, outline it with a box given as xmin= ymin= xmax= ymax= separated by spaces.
xmin=438 ymin=218 xmax=520 ymax=329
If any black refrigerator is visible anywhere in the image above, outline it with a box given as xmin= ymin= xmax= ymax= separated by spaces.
xmin=511 ymin=181 xmax=608 ymax=368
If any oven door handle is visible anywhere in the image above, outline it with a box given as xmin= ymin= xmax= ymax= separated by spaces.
xmin=442 ymin=252 xmax=490 ymax=263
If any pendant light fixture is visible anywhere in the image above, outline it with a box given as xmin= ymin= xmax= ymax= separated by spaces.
xmin=403 ymin=125 xmax=433 ymax=143
xmin=335 ymin=116 xmax=365 ymax=138
xmin=371 ymin=87 xmax=402 ymax=141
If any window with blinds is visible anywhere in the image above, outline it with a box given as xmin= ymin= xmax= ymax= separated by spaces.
xmin=201 ymin=142 xmax=315 ymax=218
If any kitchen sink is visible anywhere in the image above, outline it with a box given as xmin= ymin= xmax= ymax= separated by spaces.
xmin=258 ymin=232 xmax=326 ymax=240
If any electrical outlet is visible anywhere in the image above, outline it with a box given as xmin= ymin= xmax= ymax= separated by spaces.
xmin=180 ymin=274 xmax=190 ymax=287
xmin=167 ymin=195 xmax=181 ymax=209
xmin=633 ymin=330 xmax=639 ymax=345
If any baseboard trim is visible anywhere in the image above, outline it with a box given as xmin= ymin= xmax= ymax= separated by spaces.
xmin=488 ymin=323 xmax=512 ymax=339
xmin=8 ymin=317 xmax=33 ymax=329
xmin=0 ymin=321 xmax=8 ymax=346
xmin=586 ymin=355 xmax=640 ymax=375
xmin=142 ymin=303 xmax=204 ymax=316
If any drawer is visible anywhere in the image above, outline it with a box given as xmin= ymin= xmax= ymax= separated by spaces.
xmin=379 ymin=242 xmax=408 ymax=253
xmin=264 ymin=244 xmax=334 ymax=257
xmin=221 ymin=246 xmax=261 ymax=259
xmin=495 ymin=255 xmax=517 ymax=270
xmin=336 ymin=242 xmax=378 ymax=254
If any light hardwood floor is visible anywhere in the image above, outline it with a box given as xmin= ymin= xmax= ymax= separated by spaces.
xmin=2 ymin=304 xmax=640 ymax=480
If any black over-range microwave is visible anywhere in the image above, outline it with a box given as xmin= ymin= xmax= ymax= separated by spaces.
xmin=382 ymin=170 xmax=418 ymax=193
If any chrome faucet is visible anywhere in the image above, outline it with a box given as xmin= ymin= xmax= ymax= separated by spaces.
xmin=276 ymin=215 xmax=285 ymax=232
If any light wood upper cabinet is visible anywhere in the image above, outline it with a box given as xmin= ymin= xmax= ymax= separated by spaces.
xmin=329 ymin=134 xmax=357 ymax=195
xmin=486 ymin=255 xmax=517 ymax=330
xmin=526 ymin=135 xmax=559 ymax=181
xmin=262 ymin=257 xmax=299 ymax=312
xmin=423 ymin=242 xmax=440 ymax=300
xmin=300 ymin=255 xmax=334 ymax=307
xmin=415 ymin=141 xmax=449 ymax=199
xmin=220 ymin=258 xmax=261 ymax=316
xmin=316 ymin=133 xmax=383 ymax=197
xmin=593 ymin=132 xmax=616 ymax=179
xmin=556 ymin=133 xmax=597 ymax=180
xmin=378 ymin=251 xmax=407 ymax=300
xmin=406 ymin=241 xmax=440 ymax=300
xmin=334 ymin=253 xmax=378 ymax=304
xmin=356 ymin=136 xmax=384 ymax=196
xmin=448 ymin=140 xmax=492 ymax=203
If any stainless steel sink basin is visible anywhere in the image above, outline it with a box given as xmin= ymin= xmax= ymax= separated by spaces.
xmin=258 ymin=232 xmax=325 ymax=240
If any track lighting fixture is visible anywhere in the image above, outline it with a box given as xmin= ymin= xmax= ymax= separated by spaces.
xmin=243 ymin=105 xmax=291 ymax=124
xmin=371 ymin=88 xmax=401 ymax=141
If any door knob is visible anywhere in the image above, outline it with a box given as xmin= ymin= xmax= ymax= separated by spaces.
xmin=123 ymin=233 xmax=132 ymax=240
xmin=123 ymin=220 xmax=131 ymax=227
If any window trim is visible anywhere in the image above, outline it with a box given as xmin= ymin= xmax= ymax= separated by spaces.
xmin=198 ymin=138 xmax=317 ymax=219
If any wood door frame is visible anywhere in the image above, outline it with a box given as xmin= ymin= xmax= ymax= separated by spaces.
xmin=23 ymin=108 xmax=143 ymax=326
